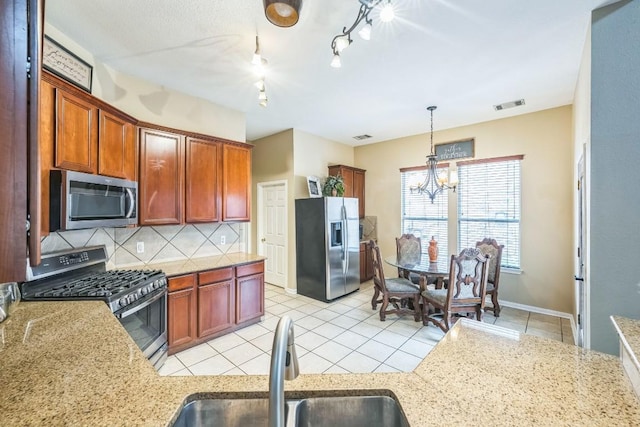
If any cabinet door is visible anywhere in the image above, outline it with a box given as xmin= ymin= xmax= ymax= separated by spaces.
xmin=55 ymin=89 xmax=98 ymax=173
xmin=198 ymin=280 xmax=235 ymax=338
xmin=236 ymin=273 xmax=264 ymax=324
xmin=353 ymin=170 xmax=365 ymax=218
xmin=167 ymin=287 xmax=197 ymax=349
xmin=222 ymin=144 xmax=251 ymax=221
xmin=139 ymin=127 xmax=184 ymax=225
xmin=98 ymin=110 xmax=136 ymax=181
xmin=186 ymin=137 xmax=220 ymax=223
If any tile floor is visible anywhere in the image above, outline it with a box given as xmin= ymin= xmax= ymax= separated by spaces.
xmin=159 ymin=281 xmax=575 ymax=377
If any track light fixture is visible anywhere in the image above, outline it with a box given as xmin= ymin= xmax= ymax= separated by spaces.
xmin=330 ymin=0 xmax=394 ymax=68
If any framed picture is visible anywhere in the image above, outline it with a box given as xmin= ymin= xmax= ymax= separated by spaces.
xmin=307 ymin=176 xmax=322 ymax=198
xmin=43 ymin=35 xmax=93 ymax=93
xmin=435 ymin=138 xmax=475 ymax=161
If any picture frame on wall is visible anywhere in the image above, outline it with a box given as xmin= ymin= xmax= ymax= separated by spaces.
xmin=42 ymin=35 xmax=93 ymax=93
xmin=434 ymin=138 xmax=475 ymax=161
xmin=307 ymin=176 xmax=322 ymax=198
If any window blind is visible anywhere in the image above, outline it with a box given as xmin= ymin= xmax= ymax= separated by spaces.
xmin=400 ymin=168 xmax=448 ymax=257
xmin=457 ymin=157 xmax=521 ymax=269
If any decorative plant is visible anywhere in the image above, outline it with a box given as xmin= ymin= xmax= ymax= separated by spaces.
xmin=323 ymin=174 xmax=345 ymax=197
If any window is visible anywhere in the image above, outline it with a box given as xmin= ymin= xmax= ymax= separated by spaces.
xmin=457 ymin=156 xmax=522 ymax=269
xmin=400 ymin=167 xmax=448 ymax=258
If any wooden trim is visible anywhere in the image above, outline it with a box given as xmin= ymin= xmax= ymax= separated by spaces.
xmin=327 ymin=164 xmax=366 ymax=173
xmin=137 ymin=121 xmax=253 ymax=149
xmin=399 ymin=162 xmax=451 ymax=173
xmin=456 ymin=154 xmax=524 ymax=167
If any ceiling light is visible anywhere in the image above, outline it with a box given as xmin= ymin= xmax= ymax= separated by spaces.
xmin=410 ymin=106 xmax=458 ymax=203
xmin=379 ymin=1 xmax=395 ymax=22
xmin=263 ymin=0 xmax=303 ymax=27
xmin=258 ymin=90 xmax=267 ymax=101
xmin=358 ymin=22 xmax=372 ymax=40
xmin=330 ymin=1 xmax=393 ymax=67
xmin=255 ymin=79 xmax=265 ymax=91
xmin=330 ymin=53 xmax=342 ymax=68
xmin=252 ymin=36 xmax=262 ymax=65
xmin=259 ymin=98 xmax=268 ymax=107
xmin=253 ymin=57 xmax=268 ymax=78
xmin=494 ymin=99 xmax=525 ymax=111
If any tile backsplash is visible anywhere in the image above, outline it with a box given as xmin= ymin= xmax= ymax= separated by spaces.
xmin=360 ymin=216 xmax=377 ymax=241
xmin=41 ymin=223 xmax=247 ymax=268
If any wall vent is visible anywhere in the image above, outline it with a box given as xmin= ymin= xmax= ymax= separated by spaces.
xmin=353 ymin=134 xmax=372 ymax=140
xmin=494 ymin=99 xmax=525 ymax=111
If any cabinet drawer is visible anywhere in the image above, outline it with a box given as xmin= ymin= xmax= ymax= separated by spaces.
xmin=168 ymin=273 xmax=196 ymax=292
xmin=236 ymin=262 xmax=264 ymax=278
xmin=199 ymin=267 xmax=234 ymax=285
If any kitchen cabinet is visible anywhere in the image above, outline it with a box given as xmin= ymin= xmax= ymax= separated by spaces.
xmin=138 ymin=127 xmax=184 ymax=225
xmin=98 ymin=110 xmax=137 ymax=181
xmin=360 ymin=241 xmax=374 ymax=283
xmin=222 ymin=143 xmax=252 ymax=221
xmin=54 ymin=89 xmax=98 ymax=173
xmin=167 ymin=260 xmax=265 ymax=354
xmin=235 ymin=262 xmax=265 ymax=324
xmin=186 ymin=137 xmax=220 ymax=223
xmin=167 ymin=274 xmax=197 ymax=350
xmin=197 ymin=268 xmax=235 ymax=338
xmin=328 ymin=165 xmax=366 ymax=218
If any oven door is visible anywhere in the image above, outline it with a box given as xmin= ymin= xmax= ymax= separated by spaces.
xmin=114 ymin=288 xmax=167 ymax=369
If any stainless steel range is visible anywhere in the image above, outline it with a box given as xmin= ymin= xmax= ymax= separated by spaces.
xmin=21 ymin=246 xmax=168 ymax=369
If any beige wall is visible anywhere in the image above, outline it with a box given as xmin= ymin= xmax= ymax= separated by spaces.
xmin=45 ymin=24 xmax=246 ymax=141
xmin=355 ymin=106 xmax=575 ymax=313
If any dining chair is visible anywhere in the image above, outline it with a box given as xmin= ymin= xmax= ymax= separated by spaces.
xmin=421 ymin=247 xmax=490 ymax=332
xmin=395 ymin=234 xmax=422 ymax=285
xmin=369 ymin=240 xmax=421 ymax=322
xmin=476 ymin=238 xmax=504 ymax=317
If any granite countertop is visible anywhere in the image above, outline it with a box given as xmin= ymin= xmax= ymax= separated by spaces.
xmin=116 ymin=253 xmax=266 ymax=277
xmin=1 ymin=302 xmax=639 ymax=426
xmin=611 ymin=316 xmax=640 ymax=377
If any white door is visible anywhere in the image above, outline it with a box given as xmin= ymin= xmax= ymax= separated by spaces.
xmin=576 ymin=154 xmax=588 ymax=347
xmin=258 ymin=181 xmax=287 ymax=288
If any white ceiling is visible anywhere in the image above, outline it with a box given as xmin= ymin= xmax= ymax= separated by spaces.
xmin=45 ymin=0 xmax=609 ymax=146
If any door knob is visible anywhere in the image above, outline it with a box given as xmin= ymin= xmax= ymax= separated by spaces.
xmin=261 ymin=238 xmax=266 ymax=242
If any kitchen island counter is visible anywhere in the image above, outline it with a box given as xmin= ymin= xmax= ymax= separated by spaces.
xmin=1 ymin=301 xmax=638 ymax=426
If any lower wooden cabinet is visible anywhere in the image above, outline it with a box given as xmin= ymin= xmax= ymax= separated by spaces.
xmin=168 ymin=260 xmax=265 ymax=354
xmin=360 ymin=242 xmax=374 ymax=283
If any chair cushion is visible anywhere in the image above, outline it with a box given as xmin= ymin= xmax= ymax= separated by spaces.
xmin=385 ymin=278 xmax=420 ymax=293
xmin=422 ymin=288 xmax=447 ymax=306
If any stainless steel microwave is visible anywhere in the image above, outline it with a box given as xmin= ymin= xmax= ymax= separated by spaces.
xmin=50 ymin=170 xmax=138 ymax=231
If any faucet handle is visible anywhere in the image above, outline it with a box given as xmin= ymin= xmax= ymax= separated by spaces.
xmin=285 ymin=325 xmax=299 ymax=380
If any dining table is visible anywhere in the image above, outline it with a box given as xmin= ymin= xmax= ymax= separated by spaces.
xmin=384 ymin=254 xmax=450 ymax=290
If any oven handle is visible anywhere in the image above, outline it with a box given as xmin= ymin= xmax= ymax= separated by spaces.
xmin=125 ymin=188 xmax=136 ymax=219
xmin=117 ymin=289 xmax=165 ymax=319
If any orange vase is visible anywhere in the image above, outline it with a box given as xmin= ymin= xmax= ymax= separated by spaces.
xmin=428 ymin=236 xmax=438 ymax=262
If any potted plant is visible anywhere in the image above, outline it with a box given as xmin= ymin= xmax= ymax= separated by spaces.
xmin=323 ymin=174 xmax=345 ymax=197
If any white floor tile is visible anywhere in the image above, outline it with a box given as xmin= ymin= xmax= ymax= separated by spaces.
xmin=384 ymin=350 xmax=423 ymax=371
xmin=372 ymin=329 xmax=410 ymax=349
xmin=295 ymin=331 xmax=329 ymax=351
xmin=169 ymin=368 xmax=193 ymax=376
xmin=221 ymin=367 xmax=247 ymax=375
xmin=356 ymin=340 xmax=396 ymax=362
xmin=298 ymin=352 xmax=333 ymax=374
xmin=158 ymin=356 xmax=186 ymax=376
xmin=175 ymin=343 xmax=218 ymax=367
xmin=207 ymin=333 xmax=247 ymax=353
xmin=332 ymin=330 xmax=370 ymax=350
xmin=350 ymin=322 xmax=384 ymax=338
xmin=411 ymin=326 xmax=445 ymax=344
xmin=324 ymin=365 xmax=350 ymax=374
xmin=294 ymin=315 xmax=326 ymax=331
xmin=399 ymin=339 xmax=435 ymax=359
xmin=234 ymin=324 xmax=271 ymax=341
xmin=374 ymin=364 xmax=401 ymax=373
xmin=337 ymin=352 xmax=380 ymax=373
xmin=386 ymin=320 xmax=423 ymax=337
xmin=266 ymin=304 xmax=291 ymax=316
xmin=325 ymin=303 xmax=354 ymax=314
xmin=238 ymin=353 xmax=272 ymax=375
xmin=221 ymin=342 xmax=264 ymax=365
xmin=328 ymin=315 xmax=361 ymax=329
xmin=260 ymin=316 xmax=282 ymax=331
xmin=343 ymin=308 xmax=373 ymax=321
xmin=281 ymin=309 xmax=308 ymax=321
xmin=189 ymin=354 xmax=235 ymax=375
xmin=270 ymin=294 xmax=294 ymax=304
xmin=340 ymin=297 xmax=364 ymax=308
xmin=312 ymin=309 xmax=341 ymax=322
xmin=312 ymin=340 xmax=353 ymax=364
xmin=313 ymin=323 xmax=346 ymax=339
xmin=295 ymin=303 xmax=324 ymax=315
xmin=251 ymin=332 xmax=276 ymax=352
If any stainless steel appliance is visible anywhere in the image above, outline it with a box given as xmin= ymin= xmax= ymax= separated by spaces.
xmin=50 ymin=170 xmax=138 ymax=231
xmin=295 ymin=197 xmax=360 ymax=302
xmin=21 ymin=246 xmax=168 ymax=369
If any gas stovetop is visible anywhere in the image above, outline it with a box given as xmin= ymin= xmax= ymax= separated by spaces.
xmin=22 ymin=246 xmax=167 ymax=312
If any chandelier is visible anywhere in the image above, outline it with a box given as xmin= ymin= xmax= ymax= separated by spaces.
xmin=330 ymin=0 xmax=395 ymax=68
xmin=410 ymin=106 xmax=458 ymax=203
xmin=252 ymin=35 xmax=268 ymax=107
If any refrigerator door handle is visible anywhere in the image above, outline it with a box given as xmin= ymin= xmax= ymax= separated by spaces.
xmin=342 ymin=205 xmax=348 ymax=275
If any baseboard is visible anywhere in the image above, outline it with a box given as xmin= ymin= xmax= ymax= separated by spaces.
xmin=500 ymin=299 xmax=577 ymax=344
xmin=284 ymin=287 xmax=297 ymax=295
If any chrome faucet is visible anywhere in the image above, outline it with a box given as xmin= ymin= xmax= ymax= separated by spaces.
xmin=268 ymin=316 xmax=299 ymax=427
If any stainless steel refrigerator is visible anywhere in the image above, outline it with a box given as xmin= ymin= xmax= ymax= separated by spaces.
xmin=295 ymin=197 xmax=360 ymax=302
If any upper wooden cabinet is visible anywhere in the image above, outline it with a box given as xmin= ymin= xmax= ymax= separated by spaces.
xmin=139 ymin=127 xmax=184 ymax=225
xmin=186 ymin=137 xmax=220 ymax=223
xmin=222 ymin=144 xmax=251 ymax=222
xmin=98 ymin=110 xmax=137 ymax=181
xmin=328 ymin=165 xmax=366 ymax=218
xmin=54 ymin=89 xmax=98 ymax=174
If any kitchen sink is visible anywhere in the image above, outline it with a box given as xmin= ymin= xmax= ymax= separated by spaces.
xmin=170 ymin=395 xmax=409 ymax=427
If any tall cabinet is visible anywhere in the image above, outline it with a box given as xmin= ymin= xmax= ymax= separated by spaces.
xmin=328 ymin=165 xmax=366 ymax=218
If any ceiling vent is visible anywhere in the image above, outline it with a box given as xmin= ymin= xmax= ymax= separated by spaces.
xmin=353 ymin=134 xmax=372 ymax=140
xmin=494 ymin=99 xmax=525 ymax=111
